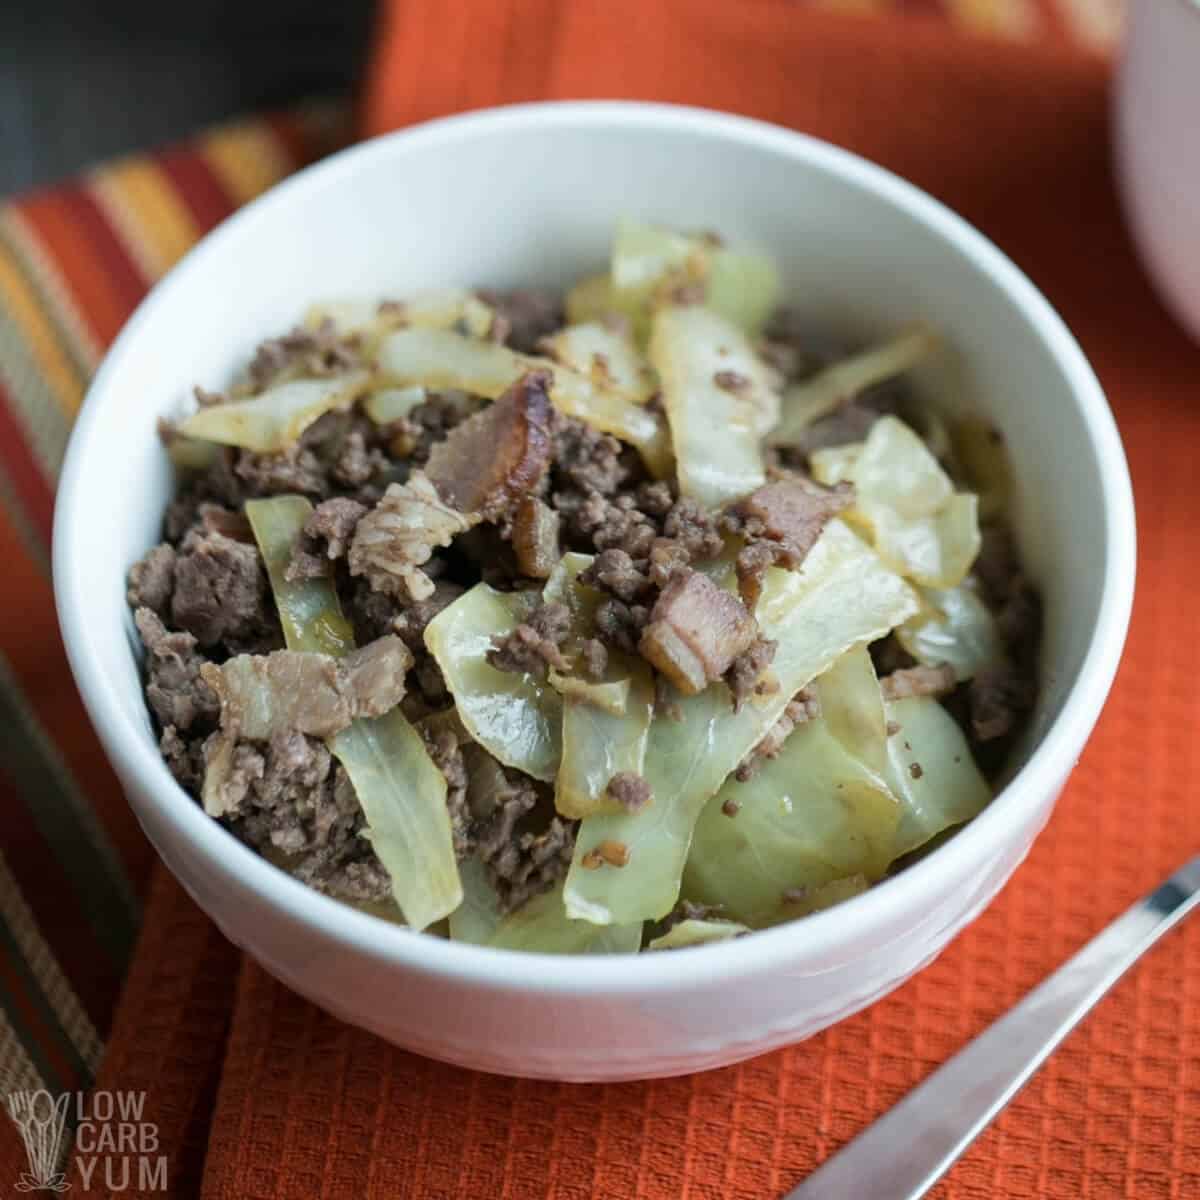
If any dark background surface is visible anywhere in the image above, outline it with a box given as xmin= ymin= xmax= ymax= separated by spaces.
xmin=0 ymin=0 xmax=374 ymax=198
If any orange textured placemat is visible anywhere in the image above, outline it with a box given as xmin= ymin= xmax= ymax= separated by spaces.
xmin=0 ymin=2 xmax=1191 ymax=1197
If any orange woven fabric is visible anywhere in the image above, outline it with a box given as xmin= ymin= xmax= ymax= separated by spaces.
xmin=43 ymin=5 xmax=1200 ymax=1198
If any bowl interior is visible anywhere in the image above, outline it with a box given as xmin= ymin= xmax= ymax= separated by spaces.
xmin=55 ymin=104 xmax=1129 ymax=958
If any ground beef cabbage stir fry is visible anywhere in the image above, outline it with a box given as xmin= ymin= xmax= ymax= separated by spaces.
xmin=128 ymin=219 xmax=1039 ymax=952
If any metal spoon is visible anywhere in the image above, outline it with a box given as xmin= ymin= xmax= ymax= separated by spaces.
xmin=785 ymin=854 xmax=1200 ymax=1200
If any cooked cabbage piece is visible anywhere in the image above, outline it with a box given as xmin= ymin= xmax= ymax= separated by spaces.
xmin=951 ymin=417 xmax=1014 ymax=521
xmin=447 ymin=856 xmax=503 ymax=945
xmin=178 ymin=371 xmax=370 ymax=452
xmin=331 ymin=710 xmax=462 ymax=931
xmin=815 ymin=643 xmax=888 ymax=775
xmin=554 ymin=656 xmax=654 ymax=819
xmin=611 ymin=219 xmax=780 ymax=337
xmin=684 ymin=716 xmax=899 ymax=926
xmin=896 ymin=582 xmax=1003 ymax=682
xmin=363 ymin=385 xmax=428 ymax=424
xmin=540 ymin=322 xmax=658 ymax=404
xmin=306 ymin=289 xmax=494 ymax=344
xmin=884 ymin=695 xmax=992 ymax=858
xmin=564 ymin=521 xmax=919 ymax=926
xmin=755 ymin=874 xmax=871 ymax=926
xmin=376 ymin=327 xmax=670 ymax=474
xmin=423 ymin=583 xmax=563 ymax=782
xmin=487 ymin=885 xmax=642 ymax=954
xmin=812 ymin=416 xmax=982 ymax=589
xmin=245 ymin=496 xmax=356 ymax=657
xmin=246 ymin=493 xmax=461 ymax=930
xmin=649 ymin=306 xmax=775 ymax=508
xmin=768 ymin=326 xmax=937 ymax=447
xmin=648 ymin=918 xmax=750 ymax=950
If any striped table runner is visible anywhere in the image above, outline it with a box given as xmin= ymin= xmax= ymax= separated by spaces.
xmin=0 ymin=101 xmax=349 ymax=1106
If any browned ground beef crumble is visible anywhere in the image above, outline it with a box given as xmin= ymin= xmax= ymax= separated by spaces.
xmin=129 ymin=290 xmax=1040 ymax=921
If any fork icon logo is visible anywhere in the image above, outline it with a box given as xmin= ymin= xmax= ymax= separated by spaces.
xmin=5 ymin=1091 xmax=71 ymax=1192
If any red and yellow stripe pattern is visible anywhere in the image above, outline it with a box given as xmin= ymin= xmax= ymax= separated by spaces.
xmin=0 ymin=101 xmax=349 ymax=1124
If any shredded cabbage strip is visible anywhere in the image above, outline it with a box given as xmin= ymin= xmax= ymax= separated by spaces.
xmin=423 ymin=583 xmax=564 ymax=782
xmin=246 ymin=495 xmax=461 ymax=929
xmin=684 ymin=715 xmax=900 ymax=926
xmin=564 ymin=520 xmax=920 ymax=926
xmin=377 ymin=327 xmax=671 ymax=474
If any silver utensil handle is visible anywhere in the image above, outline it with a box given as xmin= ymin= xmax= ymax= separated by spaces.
xmin=785 ymin=855 xmax=1200 ymax=1200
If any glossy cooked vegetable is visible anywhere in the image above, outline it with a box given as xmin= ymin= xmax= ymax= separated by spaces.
xmin=767 ymin=326 xmax=938 ymax=447
xmin=423 ymin=582 xmax=564 ymax=782
xmin=179 ymin=371 xmax=370 ymax=452
xmin=812 ymin=415 xmax=982 ymax=589
xmin=883 ymin=695 xmax=992 ymax=858
xmin=331 ymin=711 xmax=462 ymax=931
xmin=376 ymin=327 xmax=671 ymax=474
xmin=564 ymin=520 xmax=920 ymax=926
xmin=546 ymin=555 xmax=656 ymax=819
xmin=487 ymin=884 xmax=643 ymax=954
xmin=896 ymin=582 xmax=1003 ymax=682
xmin=245 ymin=496 xmax=356 ymax=656
xmin=684 ymin=715 xmax=900 ymax=926
xmin=647 ymin=917 xmax=750 ymax=950
xmin=610 ymin=218 xmax=780 ymax=338
xmin=540 ymin=321 xmax=658 ymax=404
xmin=649 ymin=305 xmax=774 ymax=508
xmin=246 ymin=495 xmax=462 ymax=930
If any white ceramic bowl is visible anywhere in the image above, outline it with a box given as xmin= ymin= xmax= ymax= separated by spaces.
xmin=54 ymin=102 xmax=1135 ymax=1082
xmin=1114 ymin=0 xmax=1200 ymax=344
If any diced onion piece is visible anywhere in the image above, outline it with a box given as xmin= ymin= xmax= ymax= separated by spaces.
xmin=897 ymin=583 xmax=1002 ymax=681
xmin=815 ymin=644 xmax=888 ymax=775
xmin=564 ymin=520 xmax=920 ymax=926
xmin=685 ymin=716 xmax=899 ymax=926
xmin=541 ymin=322 xmax=658 ymax=403
xmin=767 ymin=326 xmax=938 ymax=446
xmin=487 ymin=885 xmax=642 ymax=954
xmin=871 ymin=493 xmax=981 ymax=589
xmin=178 ymin=370 xmax=370 ymax=453
xmin=377 ymin=327 xmax=670 ymax=475
xmin=647 ymin=918 xmax=750 ymax=950
xmin=649 ymin=306 xmax=774 ymax=508
xmin=423 ymin=583 xmax=563 ymax=781
xmin=364 ymin=386 xmax=427 ymax=424
xmin=330 ymin=709 xmax=463 ymax=931
xmin=245 ymin=496 xmax=356 ymax=657
xmin=447 ymin=857 xmax=503 ymax=945
xmin=884 ymin=695 xmax=992 ymax=858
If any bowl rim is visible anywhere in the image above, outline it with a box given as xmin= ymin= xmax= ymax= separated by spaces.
xmin=53 ymin=99 xmax=1136 ymax=995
